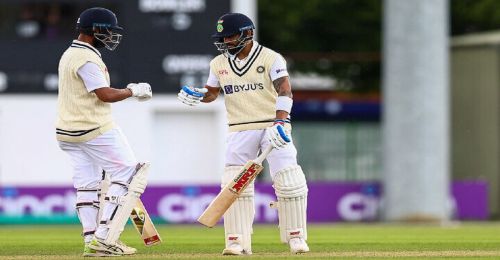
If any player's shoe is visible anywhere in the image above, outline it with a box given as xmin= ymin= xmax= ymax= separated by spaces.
xmin=222 ymin=242 xmax=243 ymax=255
xmin=289 ymin=237 xmax=310 ymax=254
xmin=222 ymin=242 xmax=252 ymax=255
xmin=116 ymin=240 xmax=137 ymax=255
xmin=83 ymin=243 xmax=119 ymax=257
xmin=88 ymin=238 xmax=137 ymax=256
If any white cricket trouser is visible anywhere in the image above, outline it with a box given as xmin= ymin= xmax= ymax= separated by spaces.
xmin=225 ymin=129 xmax=298 ymax=178
xmin=58 ymin=127 xmax=137 ymax=189
xmin=58 ymin=127 xmax=138 ymax=240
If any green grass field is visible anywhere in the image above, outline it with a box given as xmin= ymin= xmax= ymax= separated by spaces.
xmin=1 ymin=223 xmax=500 ymax=259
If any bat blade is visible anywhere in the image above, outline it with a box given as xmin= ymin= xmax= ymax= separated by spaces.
xmin=198 ymin=161 xmax=264 ymax=227
xmin=197 ymin=187 xmax=238 ymax=227
xmin=130 ymin=200 xmax=162 ymax=246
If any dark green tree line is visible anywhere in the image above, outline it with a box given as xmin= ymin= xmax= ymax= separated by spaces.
xmin=258 ymin=0 xmax=500 ymax=93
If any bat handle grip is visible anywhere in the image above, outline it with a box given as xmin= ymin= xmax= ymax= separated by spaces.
xmin=255 ymin=145 xmax=273 ymax=165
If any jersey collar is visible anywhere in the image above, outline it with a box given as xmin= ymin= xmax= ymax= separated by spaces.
xmin=71 ymin=40 xmax=102 ymax=58
xmin=228 ymin=41 xmax=263 ymax=77
xmin=233 ymin=41 xmax=259 ymax=63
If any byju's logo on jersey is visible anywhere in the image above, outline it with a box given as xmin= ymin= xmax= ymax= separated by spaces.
xmin=223 ymin=83 xmax=264 ymax=94
xmin=224 ymin=85 xmax=234 ymax=94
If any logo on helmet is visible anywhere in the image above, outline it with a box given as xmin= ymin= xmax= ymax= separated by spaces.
xmin=93 ymin=23 xmax=112 ymax=27
xmin=217 ymin=20 xmax=224 ymax=32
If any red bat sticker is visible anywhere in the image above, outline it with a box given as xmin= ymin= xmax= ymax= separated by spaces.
xmin=231 ymin=164 xmax=258 ymax=193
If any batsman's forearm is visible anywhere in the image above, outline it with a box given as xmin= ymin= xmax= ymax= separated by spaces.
xmin=273 ymin=76 xmax=293 ymax=98
xmin=276 ymin=110 xmax=289 ymax=120
xmin=274 ymin=76 xmax=293 ymax=120
xmin=95 ymin=87 xmax=132 ymax=103
xmin=201 ymin=94 xmax=216 ymax=103
xmin=201 ymin=86 xmax=220 ymax=103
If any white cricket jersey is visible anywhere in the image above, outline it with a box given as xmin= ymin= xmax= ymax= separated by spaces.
xmin=206 ymin=41 xmax=289 ymax=87
xmin=209 ymin=41 xmax=291 ymax=132
xmin=56 ymin=40 xmax=114 ymax=142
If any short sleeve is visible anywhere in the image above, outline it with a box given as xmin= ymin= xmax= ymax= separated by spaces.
xmin=77 ymin=62 xmax=109 ymax=92
xmin=269 ymin=54 xmax=289 ymax=81
xmin=206 ymin=69 xmax=219 ymax=87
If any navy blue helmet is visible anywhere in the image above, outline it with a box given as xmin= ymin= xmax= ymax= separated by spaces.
xmin=212 ymin=13 xmax=255 ymax=57
xmin=76 ymin=7 xmax=123 ymax=51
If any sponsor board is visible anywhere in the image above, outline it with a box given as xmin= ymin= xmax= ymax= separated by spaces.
xmin=0 ymin=181 xmax=488 ymax=224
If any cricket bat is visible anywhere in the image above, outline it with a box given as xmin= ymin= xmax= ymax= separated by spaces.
xmin=130 ymin=200 xmax=162 ymax=246
xmin=197 ymin=145 xmax=274 ymax=227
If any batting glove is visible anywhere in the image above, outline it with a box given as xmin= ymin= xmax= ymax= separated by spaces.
xmin=267 ymin=123 xmax=291 ymax=149
xmin=178 ymin=85 xmax=208 ymax=106
xmin=127 ymin=83 xmax=152 ymax=102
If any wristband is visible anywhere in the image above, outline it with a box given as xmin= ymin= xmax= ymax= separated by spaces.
xmin=276 ymin=96 xmax=293 ymax=113
xmin=274 ymin=119 xmax=286 ymax=126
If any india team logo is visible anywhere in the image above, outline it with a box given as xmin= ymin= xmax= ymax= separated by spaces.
xmin=217 ymin=20 xmax=224 ymax=32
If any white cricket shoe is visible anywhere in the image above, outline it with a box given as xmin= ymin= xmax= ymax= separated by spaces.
xmin=222 ymin=242 xmax=244 ymax=255
xmin=83 ymin=243 xmax=119 ymax=257
xmin=88 ymin=238 xmax=137 ymax=256
xmin=116 ymin=240 xmax=137 ymax=255
xmin=222 ymin=243 xmax=253 ymax=255
xmin=289 ymin=237 xmax=310 ymax=254
xmin=222 ymin=234 xmax=252 ymax=255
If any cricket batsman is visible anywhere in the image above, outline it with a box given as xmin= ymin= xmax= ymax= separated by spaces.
xmin=178 ymin=13 xmax=309 ymax=255
xmin=56 ymin=7 xmax=152 ymax=257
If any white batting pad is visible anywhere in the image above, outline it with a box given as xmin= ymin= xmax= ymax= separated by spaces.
xmin=97 ymin=172 xmax=109 ymax=225
xmin=222 ymin=166 xmax=255 ymax=254
xmin=76 ymin=188 xmax=99 ymax=237
xmin=272 ymin=165 xmax=308 ymax=243
xmin=99 ymin=163 xmax=149 ymax=244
